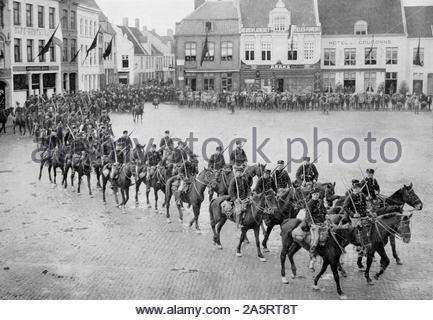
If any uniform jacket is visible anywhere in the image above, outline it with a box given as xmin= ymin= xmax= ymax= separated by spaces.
xmin=296 ymin=163 xmax=318 ymax=182
xmin=208 ymin=152 xmax=226 ymax=170
xmin=274 ymin=169 xmax=291 ymax=189
xmin=228 ymin=176 xmax=250 ymax=201
xmin=306 ymin=198 xmax=327 ymax=225
xmin=230 ymin=148 xmax=248 ymax=166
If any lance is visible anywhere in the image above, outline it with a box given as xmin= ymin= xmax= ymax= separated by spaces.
xmin=341 ymin=178 xmax=359 ymax=216
xmin=358 ymin=165 xmax=372 ymax=198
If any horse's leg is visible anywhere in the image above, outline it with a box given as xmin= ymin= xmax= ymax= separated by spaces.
xmin=288 ymin=242 xmax=302 ymax=279
xmin=215 ymin=216 xmax=227 ymax=249
xmin=280 ymin=235 xmax=290 ymax=284
xmin=190 ymin=204 xmax=201 ymax=230
xmin=330 ymin=259 xmax=346 ymax=299
xmin=374 ymin=246 xmax=390 ymax=281
xmin=77 ymin=173 xmax=82 ymax=193
xmin=70 ymin=170 xmax=75 ymax=189
xmin=102 ymin=177 xmax=107 ymax=203
xmin=389 ymin=235 xmax=402 ymax=265
xmin=87 ymin=174 xmax=92 ymax=196
xmin=313 ymin=260 xmax=329 ymax=289
xmin=53 ymin=165 xmax=57 ymax=184
xmin=146 ymin=184 xmax=152 ymax=208
xmin=135 ymin=179 xmax=141 ymax=204
xmin=236 ymin=227 xmax=248 ymax=257
xmin=154 ymin=188 xmax=159 ymax=213
xmin=262 ymin=222 xmax=274 ymax=252
xmin=124 ymin=188 xmax=130 ymax=207
xmin=365 ymin=248 xmax=375 ymax=285
xmin=48 ymin=164 xmax=53 ymax=183
xmin=254 ymin=227 xmax=266 ymax=262
xmin=38 ymin=161 xmax=44 ymax=181
xmin=165 ymin=190 xmax=172 ymax=221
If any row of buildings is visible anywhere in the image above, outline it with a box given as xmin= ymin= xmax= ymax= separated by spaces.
xmin=174 ymin=0 xmax=433 ymax=95
xmin=0 ymin=0 xmax=175 ymax=108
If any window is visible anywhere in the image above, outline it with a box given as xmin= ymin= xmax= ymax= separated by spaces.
xmin=26 ymin=4 xmax=33 ymax=27
xmin=204 ymin=42 xmax=215 ymax=62
xmin=71 ymin=11 xmax=76 ymax=30
xmin=245 ymin=41 xmax=255 ymax=61
xmin=205 ymin=21 xmax=213 ymax=32
xmin=27 ymin=39 xmax=33 ymax=62
xmin=365 ymin=47 xmax=377 ymax=65
xmin=185 ymin=42 xmax=196 ymax=61
xmin=324 ymin=48 xmax=335 ymax=66
xmin=288 ymin=38 xmax=297 ymax=60
xmin=344 ymin=48 xmax=356 ymax=65
xmin=221 ymin=41 xmax=233 ymax=61
xmin=304 ymin=40 xmax=314 ymax=60
xmin=385 ymin=72 xmax=398 ymax=94
xmin=39 ymin=40 xmax=45 ymax=62
xmin=413 ymin=47 xmax=424 ymax=66
xmin=14 ymin=39 xmax=22 ymax=62
xmin=80 ymin=18 xmax=83 ymax=35
xmin=63 ymin=38 xmax=68 ymax=61
xmin=344 ymin=72 xmax=356 ymax=93
xmin=204 ymin=74 xmax=214 ymax=90
xmin=323 ymin=72 xmax=336 ymax=92
xmin=50 ymin=43 xmax=55 ymax=62
xmin=13 ymin=2 xmax=21 ymax=26
xmin=222 ymin=73 xmax=233 ymax=91
xmin=274 ymin=16 xmax=286 ymax=31
xmin=386 ymin=47 xmax=398 ymax=65
xmin=354 ymin=21 xmax=367 ymax=35
xmin=38 ymin=6 xmax=44 ymax=28
xmin=85 ymin=20 xmax=88 ymax=36
xmin=122 ymin=55 xmax=129 ymax=68
xmin=71 ymin=39 xmax=76 ymax=58
xmin=62 ymin=9 xmax=68 ymax=29
xmin=261 ymin=41 xmax=271 ymax=61
xmin=49 ymin=8 xmax=55 ymax=29
xmin=364 ymin=71 xmax=376 ymax=92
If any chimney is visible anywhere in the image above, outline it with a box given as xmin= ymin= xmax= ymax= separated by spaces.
xmin=167 ymin=28 xmax=174 ymax=38
xmin=122 ymin=17 xmax=129 ymax=27
xmin=142 ymin=25 xmax=148 ymax=36
xmin=194 ymin=0 xmax=205 ymax=10
xmin=135 ymin=18 xmax=140 ymax=29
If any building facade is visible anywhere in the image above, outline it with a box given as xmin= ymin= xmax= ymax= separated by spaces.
xmin=59 ymin=0 xmax=78 ymax=93
xmin=405 ymin=6 xmax=433 ymax=95
xmin=147 ymin=27 xmax=175 ymax=83
xmin=319 ymin=0 xmax=408 ymax=94
xmin=114 ymin=24 xmax=135 ymax=85
xmin=239 ymin=0 xmax=322 ymax=93
xmin=77 ymin=0 xmax=101 ymax=91
xmin=175 ymin=0 xmax=241 ymax=91
xmin=0 ymin=0 xmax=12 ymax=109
xmin=10 ymin=0 xmax=63 ymax=105
xmin=99 ymin=12 xmax=116 ymax=88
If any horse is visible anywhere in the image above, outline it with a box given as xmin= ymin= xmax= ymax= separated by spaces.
xmin=243 ymin=163 xmax=266 ymax=187
xmin=209 ymin=190 xmax=278 ymax=261
xmin=48 ymin=147 xmax=65 ymax=184
xmin=0 ymin=108 xmax=13 ymax=134
xmin=75 ymin=153 xmax=93 ymax=196
xmin=144 ymin=165 xmax=168 ymax=213
xmin=112 ymin=162 xmax=137 ymax=209
xmin=165 ymin=169 xmax=216 ymax=228
xmin=132 ymin=104 xmax=144 ymax=123
xmin=280 ymin=218 xmax=359 ymax=299
xmin=38 ymin=149 xmax=54 ymax=182
xmin=13 ymin=110 xmax=27 ymax=135
xmin=208 ymin=169 xmax=233 ymax=201
xmin=362 ymin=213 xmax=413 ymax=285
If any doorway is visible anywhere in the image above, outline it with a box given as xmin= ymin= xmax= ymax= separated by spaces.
xmin=413 ymin=80 xmax=423 ymax=95
xmin=190 ymin=78 xmax=196 ymax=91
xmin=277 ymin=79 xmax=284 ymax=92
xmin=0 ymin=81 xmax=6 ymax=109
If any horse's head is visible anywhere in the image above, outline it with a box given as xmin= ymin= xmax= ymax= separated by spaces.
xmin=200 ymin=168 xmax=217 ymax=187
xmin=401 ymin=183 xmax=423 ymax=210
xmin=256 ymin=163 xmax=267 ymax=178
xmin=398 ymin=213 xmax=413 ymax=244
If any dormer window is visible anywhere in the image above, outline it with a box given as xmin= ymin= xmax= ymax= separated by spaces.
xmin=205 ymin=21 xmax=213 ymax=33
xmin=274 ymin=16 xmax=286 ymax=31
xmin=354 ymin=20 xmax=368 ymax=35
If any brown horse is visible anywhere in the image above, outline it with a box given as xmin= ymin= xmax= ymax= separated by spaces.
xmin=165 ymin=169 xmax=216 ymax=228
xmin=280 ymin=219 xmax=359 ymax=299
xmin=144 ymin=165 xmax=168 ymax=213
xmin=209 ymin=190 xmax=278 ymax=261
xmin=48 ymin=147 xmax=65 ymax=184
xmin=113 ymin=162 xmax=137 ymax=210
xmin=0 ymin=108 xmax=13 ymax=134
xmin=208 ymin=169 xmax=233 ymax=201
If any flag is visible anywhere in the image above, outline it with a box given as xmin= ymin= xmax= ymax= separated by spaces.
xmin=83 ymin=26 xmax=101 ymax=63
xmin=200 ymin=32 xmax=209 ymax=67
xmin=53 ymin=37 xmax=63 ymax=48
xmin=70 ymin=48 xmax=81 ymax=63
xmin=365 ymin=34 xmax=375 ymax=59
xmin=34 ymin=23 xmax=60 ymax=61
xmin=414 ymin=37 xmax=423 ymax=66
xmin=103 ymin=38 xmax=113 ymax=60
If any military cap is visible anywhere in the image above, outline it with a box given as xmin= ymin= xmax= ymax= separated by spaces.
xmin=164 ymin=130 xmax=170 ymax=134
xmin=311 ymin=188 xmax=321 ymax=195
xmin=236 ymin=140 xmax=243 ymax=146
xmin=277 ymin=160 xmax=284 ymax=165
xmin=366 ymin=169 xmax=375 ymax=174
xmin=303 ymin=156 xmax=311 ymax=161
xmin=216 ymin=146 xmax=223 ymax=151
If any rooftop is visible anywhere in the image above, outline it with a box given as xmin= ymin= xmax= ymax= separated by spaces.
xmin=405 ymin=6 xmax=433 ymax=38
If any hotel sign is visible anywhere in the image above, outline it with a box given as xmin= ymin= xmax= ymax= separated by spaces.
xmin=293 ymin=26 xmax=321 ymax=33
xmin=270 ymin=64 xmax=305 ymax=70
xmin=326 ymin=39 xmax=394 ymax=47
xmin=14 ymin=27 xmax=54 ymax=37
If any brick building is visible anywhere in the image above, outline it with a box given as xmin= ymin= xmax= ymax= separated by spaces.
xmin=175 ymin=0 xmax=241 ymax=91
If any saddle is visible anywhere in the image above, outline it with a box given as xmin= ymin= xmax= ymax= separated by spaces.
xmin=355 ymin=217 xmax=373 ymax=248
xmin=292 ymin=223 xmax=329 ymax=245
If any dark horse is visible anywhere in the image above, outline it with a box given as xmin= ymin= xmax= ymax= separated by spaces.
xmin=0 ymin=108 xmax=13 ymax=134
xmin=75 ymin=153 xmax=93 ymax=196
xmin=165 ymin=169 xmax=216 ymax=228
xmin=209 ymin=190 xmax=278 ymax=261
xmin=280 ymin=218 xmax=359 ymax=299
xmin=208 ymin=169 xmax=234 ymax=201
xmin=132 ymin=104 xmax=144 ymax=123
xmin=13 ymin=110 xmax=27 ymax=135
xmin=48 ymin=147 xmax=66 ymax=184
xmin=143 ymin=165 xmax=168 ymax=213
xmin=112 ymin=162 xmax=137 ymax=210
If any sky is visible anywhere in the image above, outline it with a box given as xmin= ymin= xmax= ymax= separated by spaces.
xmin=96 ymin=0 xmax=433 ymax=36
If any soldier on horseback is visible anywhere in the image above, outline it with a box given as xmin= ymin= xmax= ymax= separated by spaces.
xmin=299 ymin=188 xmax=327 ymax=267
xmin=295 ymin=156 xmax=318 ymax=187
xmin=254 ymin=169 xmax=277 ymax=194
xmin=230 ymin=140 xmax=247 ymax=168
xmin=273 ymin=160 xmax=291 ymax=191
xmin=361 ymin=168 xmax=380 ymax=200
xmin=208 ymin=146 xmax=226 ymax=171
xmin=228 ymin=166 xmax=251 ymax=228
xmin=146 ymin=144 xmax=162 ymax=180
